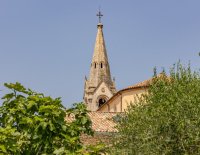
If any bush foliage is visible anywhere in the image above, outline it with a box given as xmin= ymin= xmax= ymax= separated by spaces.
xmin=0 ymin=83 xmax=104 ymax=155
xmin=113 ymin=63 xmax=200 ymax=154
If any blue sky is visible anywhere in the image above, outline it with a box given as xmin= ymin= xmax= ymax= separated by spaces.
xmin=0 ymin=0 xmax=200 ymax=107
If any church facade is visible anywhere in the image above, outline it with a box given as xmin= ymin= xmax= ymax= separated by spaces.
xmin=83 ymin=18 xmax=116 ymax=111
xmin=80 ymin=12 xmax=153 ymax=145
xmin=83 ymin=12 xmax=151 ymax=114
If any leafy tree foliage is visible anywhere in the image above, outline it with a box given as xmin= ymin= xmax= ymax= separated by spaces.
xmin=112 ymin=64 xmax=200 ymax=154
xmin=0 ymin=82 xmax=104 ymax=154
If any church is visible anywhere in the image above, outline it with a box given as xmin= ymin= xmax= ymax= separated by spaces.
xmin=81 ymin=11 xmax=152 ymax=144
xmin=83 ymin=11 xmax=151 ymax=113
xmin=83 ymin=11 xmax=116 ymax=112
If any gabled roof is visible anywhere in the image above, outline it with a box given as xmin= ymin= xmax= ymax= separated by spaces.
xmin=91 ymin=81 xmax=111 ymax=95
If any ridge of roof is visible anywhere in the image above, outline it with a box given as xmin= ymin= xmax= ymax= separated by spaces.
xmin=122 ymin=78 xmax=151 ymax=90
xmin=124 ymin=73 xmax=169 ymax=90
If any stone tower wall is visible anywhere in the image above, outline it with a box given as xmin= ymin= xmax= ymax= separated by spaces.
xmin=83 ymin=23 xmax=116 ymax=111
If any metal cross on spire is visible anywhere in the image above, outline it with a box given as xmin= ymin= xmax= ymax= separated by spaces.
xmin=96 ymin=9 xmax=103 ymax=23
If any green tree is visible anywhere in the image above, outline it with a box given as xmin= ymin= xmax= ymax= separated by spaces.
xmin=0 ymin=82 xmax=103 ymax=154
xmin=112 ymin=63 xmax=200 ymax=154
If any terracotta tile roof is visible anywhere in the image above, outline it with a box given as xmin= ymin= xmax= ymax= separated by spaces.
xmin=88 ymin=112 xmax=118 ymax=132
xmin=65 ymin=112 xmax=119 ymax=133
xmin=124 ymin=79 xmax=151 ymax=90
xmin=125 ymin=73 xmax=168 ymax=90
xmin=121 ymin=74 xmax=168 ymax=91
xmin=114 ymin=73 xmax=168 ymax=93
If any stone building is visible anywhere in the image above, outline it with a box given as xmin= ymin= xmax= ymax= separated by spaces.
xmin=97 ymin=74 xmax=166 ymax=112
xmin=83 ymin=12 xmax=151 ymax=113
xmin=98 ymin=79 xmax=151 ymax=112
xmin=83 ymin=16 xmax=116 ymax=111
xmin=81 ymin=12 xmax=152 ymax=145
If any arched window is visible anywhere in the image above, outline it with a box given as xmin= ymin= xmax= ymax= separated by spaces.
xmin=94 ymin=63 xmax=96 ymax=68
xmin=98 ymin=98 xmax=107 ymax=107
xmin=101 ymin=63 xmax=103 ymax=68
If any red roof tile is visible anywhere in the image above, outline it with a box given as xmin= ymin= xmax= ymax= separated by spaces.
xmin=124 ymin=73 xmax=168 ymax=90
xmin=88 ymin=112 xmax=118 ymax=132
xmin=124 ymin=79 xmax=151 ymax=90
xmin=65 ymin=112 xmax=119 ymax=133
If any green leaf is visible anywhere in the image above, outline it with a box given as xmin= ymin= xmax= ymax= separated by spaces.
xmin=81 ymin=117 xmax=87 ymax=125
xmin=49 ymin=122 xmax=55 ymax=131
xmin=53 ymin=147 xmax=65 ymax=155
xmin=0 ymin=145 xmax=6 ymax=153
xmin=40 ymin=122 xmax=48 ymax=130
xmin=27 ymin=101 xmax=36 ymax=110
xmin=1 ymin=93 xmax=14 ymax=100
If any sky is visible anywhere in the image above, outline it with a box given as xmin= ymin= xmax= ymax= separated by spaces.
xmin=0 ymin=0 xmax=200 ymax=107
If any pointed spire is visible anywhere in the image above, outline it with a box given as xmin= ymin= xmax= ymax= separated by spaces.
xmin=88 ymin=14 xmax=112 ymax=86
xmin=91 ymin=22 xmax=108 ymax=64
xmin=92 ymin=9 xmax=108 ymax=64
xmin=83 ymin=12 xmax=116 ymax=111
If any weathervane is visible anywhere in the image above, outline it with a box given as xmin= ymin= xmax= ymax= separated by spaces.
xmin=96 ymin=8 xmax=103 ymax=23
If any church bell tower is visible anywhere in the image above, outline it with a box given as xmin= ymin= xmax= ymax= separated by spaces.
xmin=83 ymin=11 xmax=116 ymax=111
